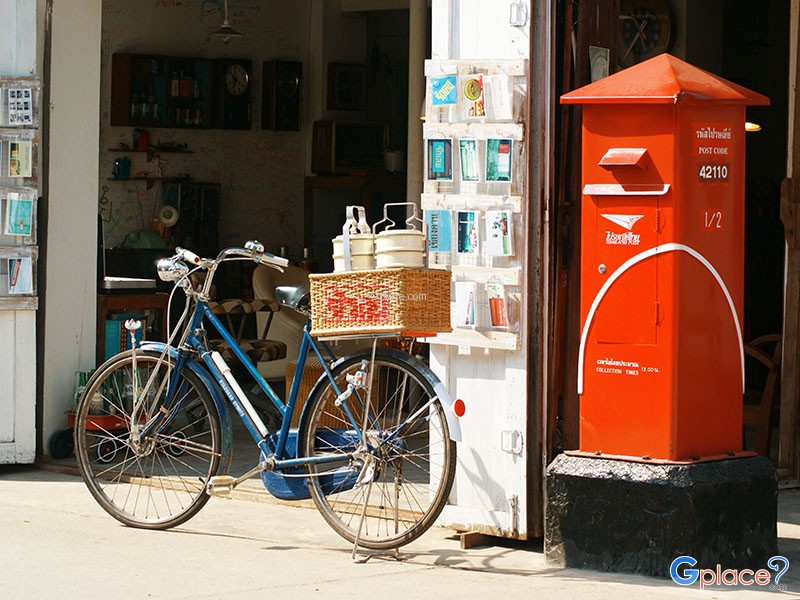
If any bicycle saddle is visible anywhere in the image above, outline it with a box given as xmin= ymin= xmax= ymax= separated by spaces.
xmin=275 ymin=284 xmax=311 ymax=316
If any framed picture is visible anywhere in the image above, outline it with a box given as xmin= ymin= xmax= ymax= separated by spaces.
xmin=327 ymin=63 xmax=368 ymax=110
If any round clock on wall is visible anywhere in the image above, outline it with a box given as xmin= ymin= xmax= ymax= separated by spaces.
xmin=618 ymin=0 xmax=672 ymax=68
xmin=225 ymin=62 xmax=250 ymax=96
xmin=219 ymin=58 xmax=253 ymax=130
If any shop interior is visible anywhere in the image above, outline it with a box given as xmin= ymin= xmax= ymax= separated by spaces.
xmin=96 ymin=1 xmax=420 ymax=392
xmin=98 ymin=1 xmax=417 ymax=289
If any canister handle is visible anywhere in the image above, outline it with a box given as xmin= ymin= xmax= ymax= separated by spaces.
xmin=341 ymin=205 xmax=370 ymax=271
xmin=374 ymin=202 xmax=423 ymax=232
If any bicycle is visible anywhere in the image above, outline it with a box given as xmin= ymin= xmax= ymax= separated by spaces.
xmin=74 ymin=241 xmax=461 ymax=552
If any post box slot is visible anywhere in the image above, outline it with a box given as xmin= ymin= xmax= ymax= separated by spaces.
xmin=583 ymin=183 xmax=670 ymax=196
xmin=598 ymin=148 xmax=649 ymax=170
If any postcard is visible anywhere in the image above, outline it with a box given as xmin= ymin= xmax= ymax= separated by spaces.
xmin=486 ymin=210 xmax=513 ymax=256
xmin=486 ymin=138 xmax=512 ymax=182
xmin=8 ymin=140 xmax=33 ymax=178
xmin=8 ymin=257 xmax=33 ymax=295
xmin=461 ymin=75 xmax=486 ymax=119
xmin=425 ymin=209 xmax=452 ymax=253
xmin=455 ymin=281 xmax=477 ymax=327
xmin=487 ymin=283 xmax=509 ymax=328
xmin=485 ymin=75 xmax=513 ymax=121
xmin=457 ymin=210 xmax=479 ymax=254
xmin=431 ymin=76 xmax=457 ymax=106
xmin=7 ymin=88 xmax=33 ymax=126
xmin=5 ymin=192 xmax=33 ymax=236
xmin=459 ymin=139 xmax=480 ymax=182
xmin=427 ymin=138 xmax=453 ymax=181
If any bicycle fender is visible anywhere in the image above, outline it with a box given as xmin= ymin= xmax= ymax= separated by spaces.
xmin=298 ymin=349 xmax=462 ymax=443
xmin=138 ymin=342 xmax=233 ymax=471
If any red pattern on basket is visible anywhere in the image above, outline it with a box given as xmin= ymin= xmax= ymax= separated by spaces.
xmin=324 ymin=284 xmax=392 ymax=323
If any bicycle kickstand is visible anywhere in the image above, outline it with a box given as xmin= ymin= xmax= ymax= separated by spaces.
xmin=351 ymin=478 xmax=401 ymax=563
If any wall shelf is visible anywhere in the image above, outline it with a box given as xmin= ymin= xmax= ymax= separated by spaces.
xmin=423 ymin=329 xmax=519 ymax=351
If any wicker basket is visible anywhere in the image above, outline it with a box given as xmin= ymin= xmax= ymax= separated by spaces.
xmin=309 ymin=268 xmax=451 ymax=337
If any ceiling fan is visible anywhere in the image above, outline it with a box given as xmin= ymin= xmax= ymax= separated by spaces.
xmin=209 ymin=0 xmax=243 ymax=44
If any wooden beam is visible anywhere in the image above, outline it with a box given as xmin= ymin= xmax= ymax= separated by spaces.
xmin=779 ymin=4 xmax=800 ymax=480
xmin=340 ymin=0 xmax=431 ymax=12
xmin=780 ymin=179 xmax=800 ymax=478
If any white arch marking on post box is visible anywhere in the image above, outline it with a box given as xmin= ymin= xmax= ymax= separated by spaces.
xmin=577 ymin=243 xmax=744 ymax=395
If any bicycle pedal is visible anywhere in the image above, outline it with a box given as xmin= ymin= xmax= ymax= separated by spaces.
xmin=206 ymin=475 xmax=236 ymax=497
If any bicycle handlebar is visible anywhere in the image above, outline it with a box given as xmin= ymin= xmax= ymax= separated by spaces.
xmin=173 ymin=240 xmax=289 ymax=271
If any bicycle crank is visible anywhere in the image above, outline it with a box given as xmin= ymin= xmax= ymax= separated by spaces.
xmin=206 ymin=459 xmax=275 ymax=497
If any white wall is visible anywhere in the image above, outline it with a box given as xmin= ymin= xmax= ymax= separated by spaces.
xmin=432 ymin=0 xmax=529 ymax=60
xmin=429 ymin=0 xmax=531 ymax=538
xmin=0 ymin=0 xmax=38 ymax=464
xmin=0 ymin=0 xmax=36 ymax=75
xmin=41 ymin=0 xmax=102 ymax=452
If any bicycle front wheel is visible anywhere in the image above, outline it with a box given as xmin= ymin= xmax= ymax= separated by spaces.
xmin=300 ymin=349 xmax=456 ymax=549
xmin=74 ymin=350 xmax=223 ymax=529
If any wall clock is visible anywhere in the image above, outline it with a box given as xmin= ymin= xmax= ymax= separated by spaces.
xmin=219 ymin=58 xmax=252 ymax=129
xmin=618 ymin=0 xmax=672 ymax=68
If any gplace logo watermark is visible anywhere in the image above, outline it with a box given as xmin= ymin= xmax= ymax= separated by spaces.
xmin=670 ymin=555 xmax=790 ymax=591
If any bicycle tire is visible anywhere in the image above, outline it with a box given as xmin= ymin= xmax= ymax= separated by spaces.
xmin=300 ymin=349 xmax=457 ymax=549
xmin=74 ymin=350 xmax=223 ymax=529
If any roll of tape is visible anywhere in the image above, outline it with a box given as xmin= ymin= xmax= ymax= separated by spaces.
xmin=158 ymin=205 xmax=179 ymax=227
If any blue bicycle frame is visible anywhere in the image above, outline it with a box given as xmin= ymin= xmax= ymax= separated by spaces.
xmin=152 ymin=296 xmax=368 ymax=474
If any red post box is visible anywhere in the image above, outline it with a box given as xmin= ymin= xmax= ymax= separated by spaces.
xmin=561 ymin=54 xmax=768 ymax=461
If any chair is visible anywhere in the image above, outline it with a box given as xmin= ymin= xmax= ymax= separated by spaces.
xmin=206 ymin=298 xmax=288 ymax=370
xmin=742 ymin=334 xmax=782 ymax=458
xmin=251 ymin=264 xmax=310 ymax=380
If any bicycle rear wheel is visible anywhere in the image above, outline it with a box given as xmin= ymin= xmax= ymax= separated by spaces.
xmin=74 ymin=350 xmax=222 ymax=529
xmin=300 ymin=349 xmax=456 ymax=549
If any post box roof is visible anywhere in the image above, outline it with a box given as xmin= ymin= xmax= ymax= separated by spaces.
xmin=561 ymin=54 xmax=769 ymax=106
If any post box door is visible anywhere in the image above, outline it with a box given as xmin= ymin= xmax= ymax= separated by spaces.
xmin=588 ymin=196 xmax=660 ymax=345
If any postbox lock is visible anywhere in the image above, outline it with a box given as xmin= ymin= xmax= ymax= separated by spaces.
xmin=598 ymin=264 xmax=607 ymax=275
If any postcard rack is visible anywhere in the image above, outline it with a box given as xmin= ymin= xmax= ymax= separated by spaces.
xmin=0 ymin=76 xmax=40 ymax=309
xmin=421 ymin=59 xmax=527 ymax=351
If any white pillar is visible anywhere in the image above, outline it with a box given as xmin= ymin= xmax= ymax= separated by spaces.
xmin=406 ymin=0 xmax=426 ymax=205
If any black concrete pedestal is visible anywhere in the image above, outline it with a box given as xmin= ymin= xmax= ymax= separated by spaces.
xmin=545 ymin=454 xmax=778 ymax=577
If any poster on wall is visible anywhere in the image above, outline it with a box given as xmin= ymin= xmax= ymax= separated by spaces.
xmin=486 ymin=210 xmax=513 ymax=256
xmin=486 ymin=138 xmax=512 ymax=182
xmin=8 ymin=257 xmax=33 ymax=295
xmin=5 ymin=192 xmax=33 ymax=236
